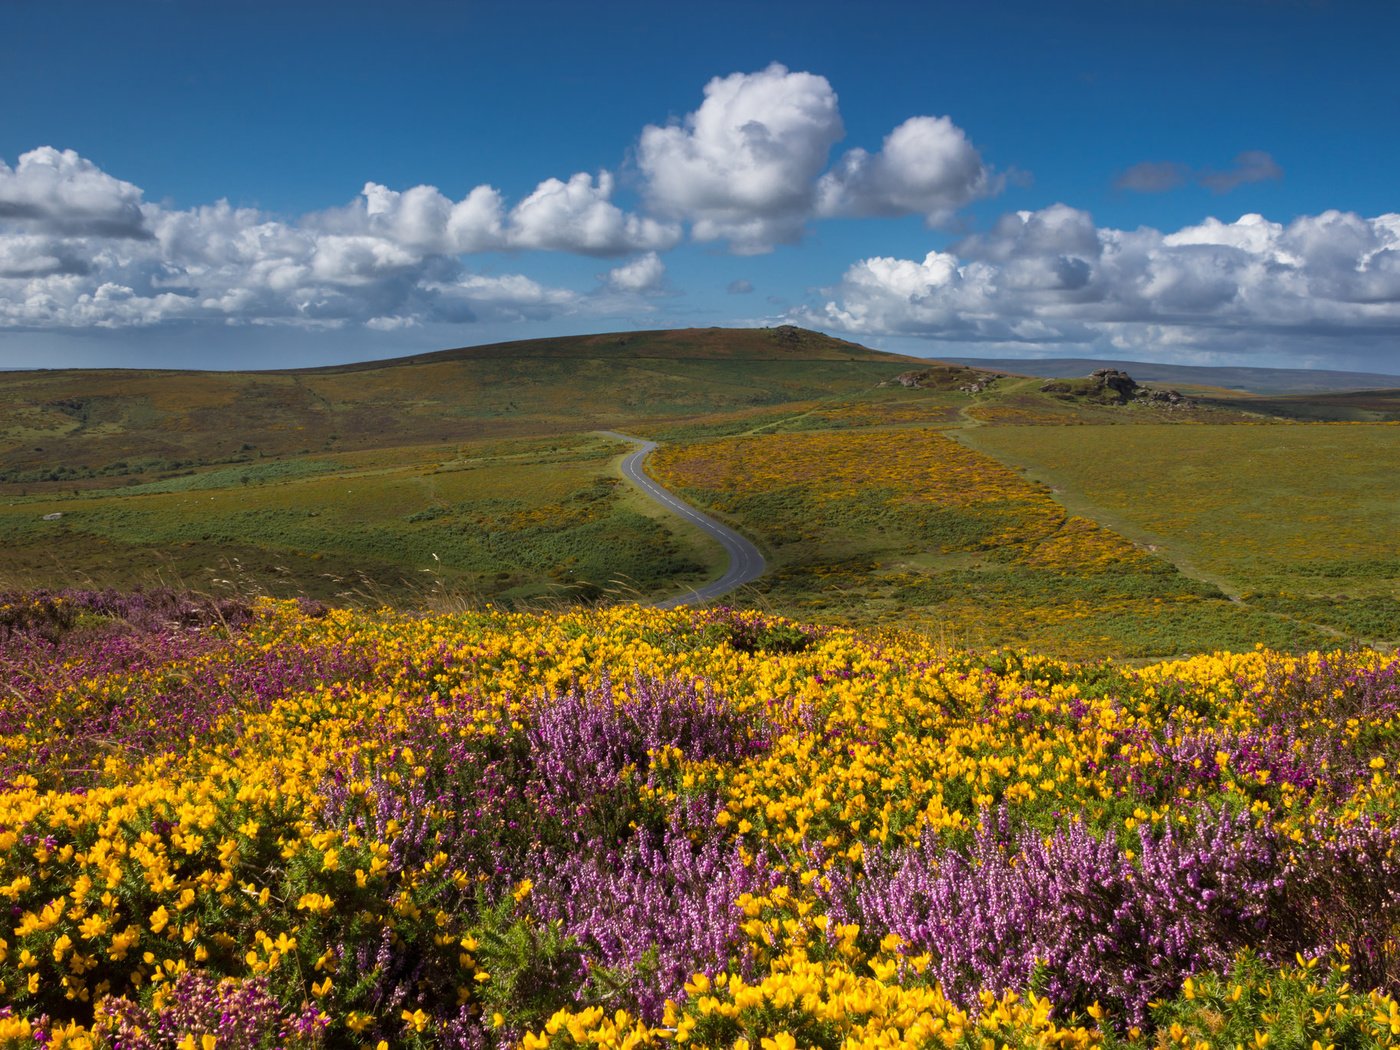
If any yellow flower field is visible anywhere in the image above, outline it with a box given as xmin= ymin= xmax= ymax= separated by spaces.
xmin=1 ymin=594 xmax=1398 ymax=1047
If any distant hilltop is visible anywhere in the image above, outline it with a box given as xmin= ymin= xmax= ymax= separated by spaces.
xmin=937 ymin=356 xmax=1400 ymax=396
xmin=295 ymin=325 xmax=918 ymax=374
xmin=0 ymin=326 xmax=924 ymax=490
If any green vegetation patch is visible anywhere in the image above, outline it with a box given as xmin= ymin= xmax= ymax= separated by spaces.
xmin=119 ymin=457 xmax=344 ymax=494
xmin=650 ymin=428 xmax=1261 ymax=658
xmin=0 ymin=436 xmax=708 ymax=604
xmin=964 ymin=422 xmax=1400 ymax=595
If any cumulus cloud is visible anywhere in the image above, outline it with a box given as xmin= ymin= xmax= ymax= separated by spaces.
xmin=727 ymin=278 xmax=754 ymax=294
xmin=1117 ymin=151 xmax=1283 ymax=195
xmin=0 ymin=149 xmax=671 ymax=331
xmin=603 ymin=252 xmax=666 ymax=294
xmin=637 ymin=63 xmax=844 ymax=253
xmin=816 ymin=115 xmax=999 ymax=224
xmin=361 ymin=181 xmax=505 ymax=253
xmin=801 ymin=205 xmax=1400 ymax=363
xmin=635 ymin=67 xmax=999 ymax=250
xmin=507 ymin=172 xmax=679 ymax=255
xmin=0 ymin=147 xmax=150 ymax=238
xmin=1 ymin=70 xmax=1014 ymax=337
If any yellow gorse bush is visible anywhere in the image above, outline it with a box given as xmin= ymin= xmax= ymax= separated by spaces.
xmin=1 ymin=598 xmax=1398 ymax=1046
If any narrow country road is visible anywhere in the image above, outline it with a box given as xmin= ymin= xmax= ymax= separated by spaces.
xmin=598 ymin=431 xmax=766 ymax=608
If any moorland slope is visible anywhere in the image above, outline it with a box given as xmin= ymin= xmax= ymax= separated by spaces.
xmin=2 ymin=326 xmax=1396 ymax=656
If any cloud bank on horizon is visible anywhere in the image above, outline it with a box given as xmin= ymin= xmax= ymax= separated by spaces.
xmin=2 ymin=63 xmax=1397 ymax=370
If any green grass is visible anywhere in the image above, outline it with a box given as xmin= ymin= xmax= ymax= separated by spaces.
xmin=4 ymin=327 xmax=1398 ymax=657
xmin=0 ymin=327 xmax=920 ymax=498
xmin=645 ymin=428 xmax=1324 ymax=659
xmin=961 ymin=422 xmax=1400 ymax=645
xmin=0 ymin=435 xmax=713 ymax=605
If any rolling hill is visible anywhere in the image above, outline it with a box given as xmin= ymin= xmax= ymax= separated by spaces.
xmin=2 ymin=326 xmax=1396 ymax=656
xmin=0 ymin=326 xmax=920 ymax=491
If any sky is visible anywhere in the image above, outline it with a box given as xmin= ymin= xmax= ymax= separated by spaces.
xmin=2 ymin=0 xmax=1399 ymax=372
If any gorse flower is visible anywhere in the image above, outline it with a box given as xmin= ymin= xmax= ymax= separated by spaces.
xmin=1 ymin=593 xmax=1398 ymax=1047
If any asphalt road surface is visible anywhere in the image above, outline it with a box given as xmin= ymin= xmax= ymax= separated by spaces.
xmin=599 ymin=431 xmax=766 ymax=608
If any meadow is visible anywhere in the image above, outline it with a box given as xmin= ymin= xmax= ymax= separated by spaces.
xmin=0 ymin=328 xmax=913 ymax=496
xmin=649 ymin=428 xmax=1350 ymax=658
xmin=962 ymin=423 xmax=1400 ymax=645
xmin=2 ymin=593 xmax=1399 ymax=1047
xmin=5 ymin=327 xmax=1397 ymax=658
xmin=0 ymin=434 xmax=718 ymax=606
xmin=6 ymin=330 xmax=1400 ymax=1046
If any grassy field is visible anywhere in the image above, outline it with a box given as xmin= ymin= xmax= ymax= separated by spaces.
xmin=0 ymin=433 xmax=721 ymax=605
xmin=962 ymin=422 xmax=1400 ymax=644
xmin=650 ymin=428 xmax=1340 ymax=658
xmin=0 ymin=326 xmax=918 ymax=495
xmin=4 ymin=326 xmax=1398 ymax=657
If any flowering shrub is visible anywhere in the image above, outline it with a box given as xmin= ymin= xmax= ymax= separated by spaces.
xmin=854 ymin=807 xmax=1281 ymax=1023
xmin=646 ymin=429 xmax=1305 ymax=659
xmin=2 ymin=596 xmax=1399 ymax=1046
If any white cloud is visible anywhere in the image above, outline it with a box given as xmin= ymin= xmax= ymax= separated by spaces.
xmin=361 ymin=181 xmax=505 ymax=253
xmin=802 ymin=205 xmax=1400 ymax=364
xmin=432 ymin=273 xmax=581 ymax=323
xmin=0 ymin=234 xmax=92 ymax=278
xmin=604 ymin=252 xmax=666 ymax=294
xmin=0 ymin=147 xmax=150 ymax=238
xmin=506 ymin=171 xmax=679 ymax=255
xmin=365 ymin=314 xmax=421 ymax=331
xmin=816 ymin=115 xmax=999 ymax=224
xmin=0 ymin=149 xmax=663 ymax=331
xmin=637 ymin=63 xmax=844 ymax=253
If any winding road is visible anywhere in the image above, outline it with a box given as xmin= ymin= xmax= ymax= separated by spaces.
xmin=598 ymin=431 xmax=766 ymax=608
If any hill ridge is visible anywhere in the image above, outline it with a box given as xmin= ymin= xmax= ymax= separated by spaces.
xmin=283 ymin=325 xmax=920 ymax=376
xmin=938 ymin=355 xmax=1400 ymax=395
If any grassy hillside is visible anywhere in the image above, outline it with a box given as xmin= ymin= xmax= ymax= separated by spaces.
xmin=0 ymin=326 xmax=918 ymax=494
xmin=1194 ymin=387 xmax=1400 ymax=422
xmin=0 ymin=433 xmax=722 ymax=604
xmin=3 ymin=326 xmax=1398 ymax=656
xmin=650 ymin=427 xmax=1342 ymax=658
xmin=962 ymin=422 xmax=1400 ymax=644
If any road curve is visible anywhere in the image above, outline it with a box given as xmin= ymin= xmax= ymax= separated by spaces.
xmin=598 ymin=431 xmax=766 ymax=608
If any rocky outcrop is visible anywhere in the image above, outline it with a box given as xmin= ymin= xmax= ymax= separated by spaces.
xmin=887 ymin=367 xmax=1005 ymax=393
xmin=1090 ymin=368 xmax=1138 ymax=399
xmin=1041 ymin=369 xmax=1193 ymax=408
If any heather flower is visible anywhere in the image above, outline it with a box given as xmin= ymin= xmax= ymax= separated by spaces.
xmin=857 ymin=806 xmax=1281 ymax=1025
xmin=92 ymin=971 xmax=327 ymax=1048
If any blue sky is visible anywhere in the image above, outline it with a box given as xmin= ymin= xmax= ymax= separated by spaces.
xmin=2 ymin=0 xmax=1398 ymax=371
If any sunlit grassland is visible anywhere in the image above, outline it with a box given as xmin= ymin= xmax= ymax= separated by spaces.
xmin=650 ymin=428 xmax=1334 ymax=658
xmin=0 ymin=327 xmax=918 ymax=495
xmin=641 ymin=385 xmax=969 ymax=442
xmin=0 ymin=434 xmax=717 ymax=604
xmin=5 ymin=326 xmax=1398 ymax=655
xmin=961 ymin=422 xmax=1400 ymax=643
